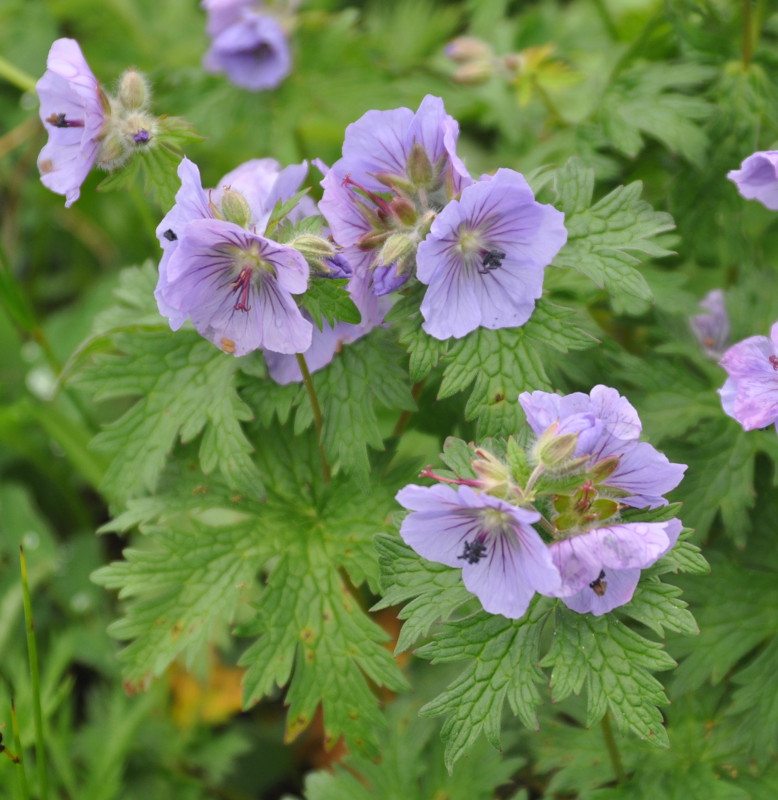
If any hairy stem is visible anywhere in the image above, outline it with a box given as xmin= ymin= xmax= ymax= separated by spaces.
xmin=296 ymin=352 xmax=331 ymax=483
xmin=601 ymin=712 xmax=627 ymax=785
xmin=391 ymin=378 xmax=427 ymax=438
xmin=20 ymin=546 xmax=47 ymax=800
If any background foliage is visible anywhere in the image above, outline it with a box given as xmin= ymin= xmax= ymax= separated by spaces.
xmin=2 ymin=0 xmax=778 ymax=797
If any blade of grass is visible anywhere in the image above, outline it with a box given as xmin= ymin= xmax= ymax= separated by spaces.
xmin=19 ymin=546 xmax=47 ymax=800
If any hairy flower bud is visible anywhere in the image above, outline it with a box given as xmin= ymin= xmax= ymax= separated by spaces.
xmin=407 ymin=142 xmax=434 ymax=189
xmin=471 ymin=448 xmax=512 ymax=497
xmin=445 ymin=36 xmax=492 ymax=64
xmin=378 ymin=233 xmax=416 ymax=270
xmin=220 ymin=188 xmax=253 ymax=228
xmin=118 ymin=69 xmax=150 ymax=111
xmin=453 ymin=60 xmax=493 ymax=86
xmin=532 ymin=423 xmax=581 ymax=471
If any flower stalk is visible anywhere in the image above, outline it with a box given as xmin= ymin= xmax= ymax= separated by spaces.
xmin=296 ymin=352 xmax=331 ymax=483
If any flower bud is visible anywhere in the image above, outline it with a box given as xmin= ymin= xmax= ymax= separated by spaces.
xmin=532 ymin=423 xmax=580 ymax=470
xmin=445 ymin=37 xmax=492 ymax=64
xmin=96 ymin=128 xmax=127 ymax=170
xmin=591 ymin=455 xmax=620 ymax=483
xmin=378 ymin=233 xmax=416 ymax=270
xmin=289 ymin=234 xmax=344 ymax=273
xmin=389 ymin=196 xmax=417 ymax=226
xmin=453 ymin=60 xmax=493 ymax=86
xmin=220 ymin=188 xmax=253 ymax=229
xmin=471 ymin=448 xmax=512 ymax=496
xmin=407 ymin=142 xmax=434 ymax=189
xmin=118 ymin=69 xmax=150 ymax=112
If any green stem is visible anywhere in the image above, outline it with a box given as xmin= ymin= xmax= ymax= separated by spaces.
xmin=391 ymin=378 xmax=426 ymax=438
xmin=296 ymin=352 xmax=331 ymax=483
xmin=742 ymin=0 xmax=754 ymax=69
xmin=10 ymin=697 xmax=31 ymax=800
xmin=19 ymin=546 xmax=47 ymax=800
xmin=601 ymin=712 xmax=626 ymax=785
xmin=592 ymin=0 xmax=619 ymax=41
xmin=0 ymin=56 xmax=36 ymax=93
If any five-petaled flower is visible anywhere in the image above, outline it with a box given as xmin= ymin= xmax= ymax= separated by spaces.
xmin=727 ymin=151 xmax=778 ymax=210
xmin=719 ymin=322 xmax=778 ymax=432
xmin=416 ymin=169 xmax=567 ymax=339
xmin=155 ymin=157 xmax=313 ymax=356
xmin=395 ymin=483 xmax=561 ymax=619
xmin=202 ymin=0 xmax=292 ymax=91
xmin=36 ymin=38 xmax=107 ymax=207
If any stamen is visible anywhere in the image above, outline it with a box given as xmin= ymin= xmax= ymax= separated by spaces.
xmin=45 ymin=112 xmax=84 ymax=128
xmin=419 ymin=465 xmax=482 ymax=488
xmin=769 ymin=355 xmax=778 ymax=371
xmin=477 ymin=249 xmax=506 ymax=275
xmin=163 ymin=229 xmax=177 ymax=242
xmin=458 ymin=540 xmax=488 ymax=564
xmin=231 ymin=267 xmax=253 ymax=312
xmin=589 ymin=570 xmax=607 ymax=597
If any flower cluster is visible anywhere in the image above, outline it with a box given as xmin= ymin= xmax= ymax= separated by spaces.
xmin=396 ymin=386 xmax=686 ymax=618
xmin=320 ymin=95 xmax=567 ymax=341
xmin=202 ymin=0 xmax=293 ymax=91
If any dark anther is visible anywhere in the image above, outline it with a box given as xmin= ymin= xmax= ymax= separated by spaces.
xmin=45 ymin=112 xmax=84 ymax=128
xmin=458 ymin=540 xmax=488 ymax=564
xmin=589 ymin=570 xmax=608 ymax=597
xmin=477 ymin=250 xmax=506 ymax=275
xmin=163 ymin=229 xmax=177 ymax=242
xmin=770 ymin=355 xmax=778 ymax=371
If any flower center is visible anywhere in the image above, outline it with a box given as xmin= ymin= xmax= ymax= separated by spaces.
xmin=227 ymin=243 xmax=271 ymax=312
xmin=456 ymin=507 xmax=513 ymax=564
xmin=46 ymin=112 xmax=84 ymax=129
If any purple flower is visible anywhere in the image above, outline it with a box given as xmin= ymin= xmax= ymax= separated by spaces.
xmin=202 ymin=0 xmax=291 ymax=91
xmin=719 ymin=322 xmax=778 ymax=432
xmin=727 ymin=151 xmax=778 ymax=210
xmin=395 ymin=484 xmax=561 ymax=619
xmin=690 ymin=289 xmax=730 ymax=359
xmin=36 ymin=38 xmax=106 ymax=207
xmin=519 ymin=385 xmax=686 ymax=509
xmin=416 ymin=169 xmax=567 ymax=340
xmin=319 ymin=95 xmax=472 ymax=297
xmin=549 ymin=519 xmax=682 ymax=615
xmin=155 ymin=157 xmax=314 ymax=356
xmin=159 ymin=218 xmax=310 ymax=355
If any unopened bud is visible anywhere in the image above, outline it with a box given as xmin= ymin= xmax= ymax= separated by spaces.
xmin=471 ymin=449 xmax=512 ymax=496
xmin=445 ymin=37 xmax=492 ymax=64
xmin=590 ymin=498 xmax=619 ymax=522
xmin=121 ymin=112 xmax=157 ymax=148
xmin=389 ymin=196 xmax=417 ymax=226
xmin=533 ymin=423 xmax=580 ymax=470
xmin=374 ymin=172 xmax=415 ymax=195
xmin=220 ymin=188 xmax=252 ymax=229
xmin=591 ymin=455 xmax=620 ymax=482
xmin=407 ymin=142 xmax=434 ymax=189
xmin=453 ymin=60 xmax=493 ymax=86
xmin=378 ymin=233 xmax=416 ymax=269
xmin=289 ymin=234 xmax=343 ymax=272
xmin=96 ymin=128 xmax=127 ymax=170
xmin=118 ymin=69 xmax=150 ymax=111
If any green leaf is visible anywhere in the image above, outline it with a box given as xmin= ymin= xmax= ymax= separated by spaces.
xmin=417 ymin=598 xmax=554 ymax=771
xmin=92 ymin=513 xmax=266 ymax=686
xmin=620 ymin=579 xmax=699 ymax=637
xmin=300 ymin=278 xmax=361 ymax=329
xmin=672 ymin=556 xmax=778 ymax=694
xmin=71 ymin=329 xmax=263 ymax=503
xmin=438 ymin=326 xmax=551 ymax=438
xmin=298 ymin=697 xmax=522 ymax=800
xmin=552 ymin=158 xmax=675 ymax=315
xmin=240 ymin=533 xmax=408 ymax=757
xmin=387 ymin=283 xmax=449 ymax=381
xmin=310 ymin=331 xmax=415 ymax=481
xmin=541 ymin=608 xmax=676 ymax=746
xmin=373 ymin=534 xmax=474 ymax=654
xmin=599 ymin=63 xmax=713 ymax=166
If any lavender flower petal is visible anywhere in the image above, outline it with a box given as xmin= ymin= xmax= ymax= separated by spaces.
xmin=727 ymin=151 xmax=778 ymax=210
